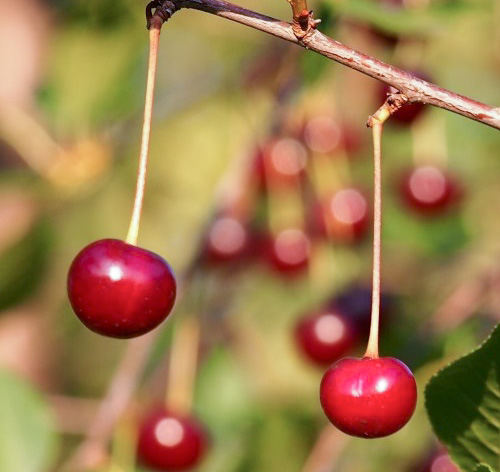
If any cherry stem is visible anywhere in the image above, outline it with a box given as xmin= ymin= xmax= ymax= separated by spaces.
xmin=165 ymin=316 xmax=200 ymax=415
xmin=364 ymin=106 xmax=390 ymax=359
xmin=125 ymin=24 xmax=161 ymax=246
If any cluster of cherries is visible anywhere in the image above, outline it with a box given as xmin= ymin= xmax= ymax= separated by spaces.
xmin=64 ymin=4 xmax=464 ymax=467
xmin=199 ymin=114 xmax=462 ymax=278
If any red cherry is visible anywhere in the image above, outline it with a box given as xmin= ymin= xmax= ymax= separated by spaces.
xmin=265 ymin=228 xmax=311 ymax=276
xmin=302 ymin=116 xmax=361 ymax=155
xmin=424 ymin=453 xmax=459 ymax=472
xmin=320 ymin=357 xmax=417 ymax=438
xmin=330 ymin=285 xmax=393 ymax=336
xmin=203 ymin=215 xmax=249 ymax=265
xmin=294 ymin=308 xmax=358 ymax=366
xmin=311 ymin=188 xmax=370 ymax=243
xmin=399 ymin=165 xmax=463 ymax=215
xmin=137 ymin=408 xmax=208 ymax=471
xmin=67 ymin=239 xmax=176 ymax=338
xmin=409 ymin=449 xmax=459 ymax=472
xmin=253 ymin=137 xmax=308 ymax=188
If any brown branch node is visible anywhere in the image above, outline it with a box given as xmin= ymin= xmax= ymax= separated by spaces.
xmin=292 ymin=10 xmax=318 ymax=40
xmin=367 ymin=92 xmax=409 ymax=127
xmin=146 ymin=0 xmax=178 ymax=29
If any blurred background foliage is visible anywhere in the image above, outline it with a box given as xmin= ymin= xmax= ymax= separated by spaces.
xmin=0 ymin=0 xmax=499 ymax=470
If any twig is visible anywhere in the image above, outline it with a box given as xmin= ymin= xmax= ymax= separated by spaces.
xmin=301 ymin=424 xmax=349 ymax=472
xmin=162 ymin=0 xmax=500 ymax=130
xmin=60 ymin=334 xmax=156 ymax=471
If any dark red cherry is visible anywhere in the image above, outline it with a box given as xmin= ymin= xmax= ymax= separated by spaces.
xmin=294 ymin=308 xmax=358 ymax=366
xmin=265 ymin=228 xmax=311 ymax=276
xmin=320 ymin=356 xmax=417 ymax=438
xmin=67 ymin=239 xmax=176 ymax=338
xmin=253 ymin=137 xmax=308 ymax=188
xmin=311 ymin=188 xmax=370 ymax=243
xmin=330 ymin=285 xmax=393 ymax=336
xmin=423 ymin=453 xmax=459 ymax=472
xmin=203 ymin=215 xmax=249 ymax=265
xmin=409 ymin=449 xmax=459 ymax=472
xmin=137 ymin=408 xmax=208 ymax=471
xmin=399 ymin=165 xmax=463 ymax=215
xmin=302 ymin=116 xmax=343 ymax=154
xmin=302 ymin=116 xmax=361 ymax=155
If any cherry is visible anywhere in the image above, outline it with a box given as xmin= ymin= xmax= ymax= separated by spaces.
xmin=311 ymin=188 xmax=370 ymax=243
xmin=330 ymin=285 xmax=393 ymax=336
xmin=67 ymin=239 xmax=176 ymax=338
xmin=410 ymin=450 xmax=459 ymax=472
xmin=253 ymin=137 xmax=308 ymax=188
xmin=423 ymin=453 xmax=459 ymax=472
xmin=399 ymin=165 xmax=463 ymax=215
xmin=294 ymin=308 xmax=358 ymax=366
xmin=137 ymin=407 xmax=208 ymax=471
xmin=265 ymin=227 xmax=311 ymax=276
xmin=202 ymin=215 xmax=250 ymax=265
xmin=320 ymin=356 xmax=417 ymax=438
xmin=301 ymin=116 xmax=361 ymax=155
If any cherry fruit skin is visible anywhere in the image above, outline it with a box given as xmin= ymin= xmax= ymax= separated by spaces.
xmin=253 ymin=137 xmax=308 ymax=188
xmin=311 ymin=188 xmax=370 ymax=243
xmin=265 ymin=228 xmax=311 ymax=276
xmin=67 ymin=239 xmax=176 ymax=338
xmin=137 ymin=408 xmax=208 ymax=471
xmin=320 ymin=357 xmax=417 ymax=438
xmin=203 ymin=215 xmax=250 ymax=265
xmin=295 ymin=308 xmax=358 ymax=366
xmin=399 ymin=165 xmax=462 ymax=215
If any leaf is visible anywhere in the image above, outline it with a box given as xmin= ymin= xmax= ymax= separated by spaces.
xmin=0 ymin=370 xmax=58 ymax=472
xmin=425 ymin=324 xmax=500 ymax=472
xmin=475 ymin=464 xmax=494 ymax=472
xmin=0 ymin=217 xmax=52 ymax=311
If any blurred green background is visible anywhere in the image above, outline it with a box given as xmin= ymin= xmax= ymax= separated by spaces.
xmin=0 ymin=0 xmax=499 ymax=471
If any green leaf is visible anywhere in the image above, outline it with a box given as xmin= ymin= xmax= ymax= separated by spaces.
xmin=0 ymin=217 xmax=52 ymax=311
xmin=0 ymin=370 xmax=58 ymax=472
xmin=425 ymin=324 xmax=500 ymax=472
xmin=475 ymin=464 xmax=494 ymax=472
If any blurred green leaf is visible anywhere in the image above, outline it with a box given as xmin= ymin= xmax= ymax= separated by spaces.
xmin=0 ymin=217 xmax=52 ymax=311
xmin=475 ymin=464 xmax=494 ymax=472
xmin=332 ymin=0 xmax=481 ymax=38
xmin=0 ymin=370 xmax=58 ymax=472
xmin=425 ymin=323 xmax=500 ymax=472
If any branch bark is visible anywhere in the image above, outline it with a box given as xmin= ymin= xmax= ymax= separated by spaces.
xmin=163 ymin=0 xmax=500 ymax=130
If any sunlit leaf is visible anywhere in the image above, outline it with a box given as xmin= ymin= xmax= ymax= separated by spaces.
xmin=425 ymin=324 xmax=500 ymax=472
xmin=0 ymin=370 xmax=58 ymax=472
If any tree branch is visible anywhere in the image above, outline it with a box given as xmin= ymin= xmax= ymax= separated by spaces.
xmin=164 ymin=0 xmax=500 ymax=130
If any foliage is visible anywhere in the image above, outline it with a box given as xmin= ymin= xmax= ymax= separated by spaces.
xmin=426 ymin=324 xmax=500 ymax=472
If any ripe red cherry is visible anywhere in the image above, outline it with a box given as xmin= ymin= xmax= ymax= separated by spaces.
xmin=294 ymin=308 xmax=358 ymax=366
xmin=423 ymin=453 xmax=459 ymax=472
xmin=253 ymin=137 xmax=308 ymax=188
xmin=311 ymin=188 xmax=370 ymax=243
xmin=320 ymin=357 xmax=417 ymax=438
xmin=67 ymin=239 xmax=176 ymax=338
xmin=302 ymin=116 xmax=361 ymax=155
xmin=265 ymin=227 xmax=311 ymax=276
xmin=203 ymin=215 xmax=249 ymax=265
xmin=399 ymin=165 xmax=462 ymax=215
xmin=137 ymin=408 xmax=208 ymax=471
xmin=330 ymin=285 xmax=393 ymax=336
